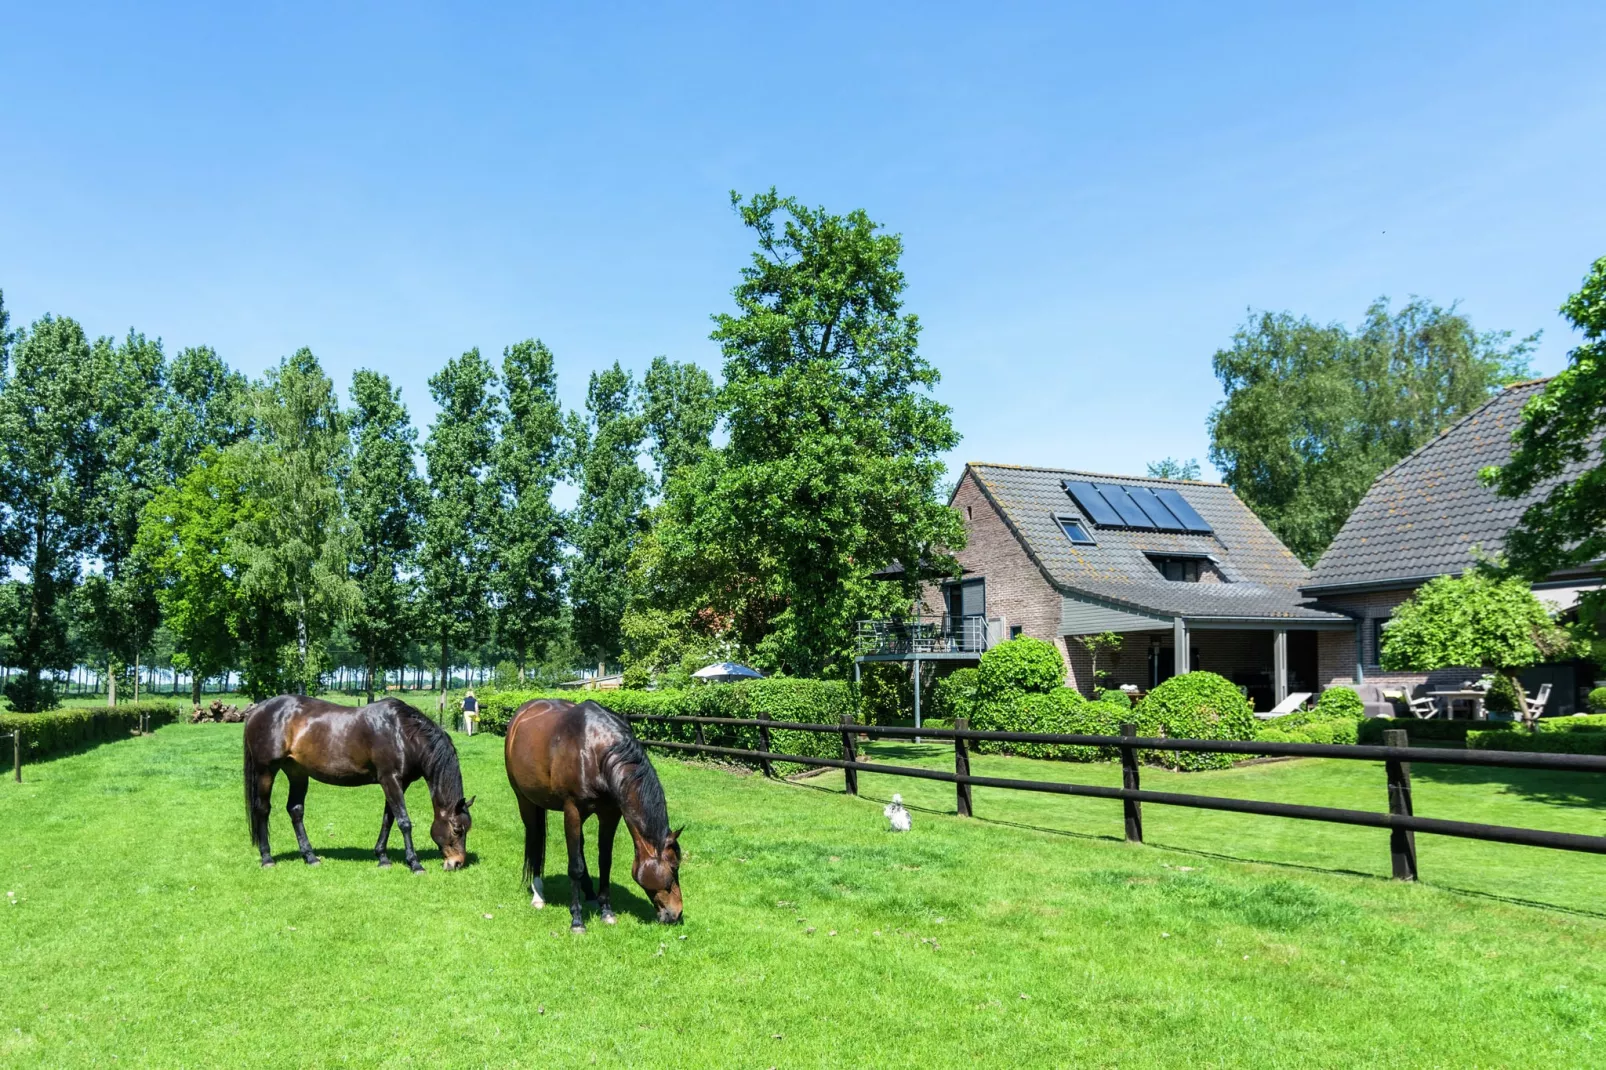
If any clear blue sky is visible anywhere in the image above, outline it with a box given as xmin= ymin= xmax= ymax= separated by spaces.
xmin=3 ymin=2 xmax=1603 ymax=485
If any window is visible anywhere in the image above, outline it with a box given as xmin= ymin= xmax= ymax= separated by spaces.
xmin=1150 ymin=555 xmax=1202 ymax=582
xmin=1057 ymin=516 xmax=1096 ymax=545
xmin=1010 ymin=625 xmax=1022 ymax=639
xmin=966 ymin=505 xmax=973 ymax=520
xmin=1371 ymin=617 xmax=1390 ymax=667
xmin=944 ymin=578 xmax=985 ymax=619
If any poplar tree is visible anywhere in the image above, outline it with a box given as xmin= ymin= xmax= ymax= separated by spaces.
xmin=492 ymin=340 xmax=566 ymax=682
xmin=642 ymin=356 xmax=718 ymax=491
xmin=346 ymin=370 xmax=425 ymax=703
xmin=422 ymin=349 xmax=501 ymax=714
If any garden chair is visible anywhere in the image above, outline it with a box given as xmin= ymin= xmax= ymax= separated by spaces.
xmin=1402 ymin=691 xmax=1440 ymax=719
xmin=1255 ymin=692 xmax=1312 ymax=720
xmin=1520 ymin=682 xmax=1552 ymax=724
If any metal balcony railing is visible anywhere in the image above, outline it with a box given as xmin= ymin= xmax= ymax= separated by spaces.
xmin=855 ymin=615 xmax=1007 ymax=657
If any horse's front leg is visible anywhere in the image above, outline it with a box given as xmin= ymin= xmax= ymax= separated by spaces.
xmin=286 ymin=774 xmax=320 ymax=865
xmin=374 ymin=803 xmax=395 ymax=868
xmin=596 ymin=808 xmax=620 ymax=925
xmin=563 ymin=802 xmax=590 ymax=933
xmin=382 ymin=776 xmax=424 ymax=874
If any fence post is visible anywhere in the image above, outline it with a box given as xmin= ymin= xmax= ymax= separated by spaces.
xmin=1384 ymin=728 xmax=1417 ymax=881
xmin=840 ymin=714 xmax=858 ymax=796
xmin=1120 ymin=722 xmax=1142 ymax=843
xmin=694 ymin=718 xmax=707 ymax=749
xmin=757 ymin=716 xmax=775 ymax=778
xmin=954 ymin=717 xmax=973 ymax=817
xmin=13 ymin=728 xmax=21 ymax=783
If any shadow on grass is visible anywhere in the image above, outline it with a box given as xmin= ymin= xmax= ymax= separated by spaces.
xmin=1410 ymin=762 xmax=1606 ymax=809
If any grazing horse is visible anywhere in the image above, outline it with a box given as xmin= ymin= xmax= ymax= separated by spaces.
xmin=243 ymin=695 xmax=475 ymax=872
xmin=504 ymin=699 xmax=683 ymax=932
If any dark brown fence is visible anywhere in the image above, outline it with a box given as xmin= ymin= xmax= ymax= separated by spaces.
xmin=2 ymin=729 xmax=19 ymax=782
xmin=623 ymin=713 xmax=1606 ymax=881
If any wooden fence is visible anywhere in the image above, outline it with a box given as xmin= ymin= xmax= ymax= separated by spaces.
xmin=623 ymin=713 xmax=1606 ymax=881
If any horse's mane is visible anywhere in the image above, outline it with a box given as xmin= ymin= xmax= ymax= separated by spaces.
xmin=385 ymin=699 xmax=464 ymax=803
xmin=600 ymin=723 xmax=670 ymax=847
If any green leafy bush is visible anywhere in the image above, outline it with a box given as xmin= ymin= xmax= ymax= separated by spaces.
xmin=1356 ymin=718 xmax=1487 ymax=745
xmin=1138 ymin=671 xmax=1255 ymax=770
xmin=1535 ymin=714 xmax=1606 ymax=734
xmin=1095 ymin=688 xmax=1133 ymax=709
xmin=1254 ymin=718 xmax=1360 ymax=746
xmin=1467 ymin=729 xmax=1606 ymax=755
xmin=1483 ymin=673 xmax=1522 ymax=716
xmin=1313 ymin=687 xmax=1365 ymax=720
xmin=976 ymin=637 xmax=1064 ymax=703
xmin=0 ymin=702 xmax=182 ymax=763
xmin=971 ymin=687 xmax=1132 ymax=762
xmin=933 ymin=668 xmax=980 ymax=722
xmin=1589 ymin=686 xmax=1606 ymax=713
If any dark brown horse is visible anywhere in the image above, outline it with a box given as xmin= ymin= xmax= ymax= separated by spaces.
xmin=243 ymin=695 xmax=475 ymax=872
xmin=504 ymin=699 xmax=682 ymax=932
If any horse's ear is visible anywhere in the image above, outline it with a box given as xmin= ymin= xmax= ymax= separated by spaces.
xmin=669 ymin=826 xmax=685 ymax=844
xmin=461 ymin=795 xmax=477 ymax=811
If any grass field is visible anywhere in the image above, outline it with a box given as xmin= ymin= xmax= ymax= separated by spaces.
xmin=2 ymin=724 xmax=1603 ymax=1067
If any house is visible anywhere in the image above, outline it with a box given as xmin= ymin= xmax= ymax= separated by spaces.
xmin=1301 ymin=379 xmax=1604 ymax=715
xmin=872 ymin=463 xmax=1353 ymax=711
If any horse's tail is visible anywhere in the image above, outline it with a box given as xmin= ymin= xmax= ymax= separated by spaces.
xmin=243 ymin=728 xmax=268 ymax=847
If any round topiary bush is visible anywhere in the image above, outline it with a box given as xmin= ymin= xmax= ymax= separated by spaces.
xmin=976 ymin=636 xmax=1065 ymax=704
xmin=934 ymin=667 xmax=980 ymax=722
xmin=1483 ymin=673 xmax=1522 ymax=716
xmin=1313 ymin=686 xmax=1365 ymax=720
xmin=1592 ymin=686 xmax=1606 ymax=713
xmin=1137 ymin=671 xmax=1255 ymax=770
xmin=1095 ymin=687 xmax=1133 ymax=709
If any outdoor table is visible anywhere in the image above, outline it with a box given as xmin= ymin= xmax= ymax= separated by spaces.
xmin=1428 ymin=690 xmax=1487 ymax=720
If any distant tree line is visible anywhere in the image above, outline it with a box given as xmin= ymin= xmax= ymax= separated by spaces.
xmin=0 ymin=188 xmax=962 ymax=710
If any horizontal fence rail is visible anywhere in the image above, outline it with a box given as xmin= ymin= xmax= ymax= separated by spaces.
xmin=621 ymin=713 xmax=1606 ymax=878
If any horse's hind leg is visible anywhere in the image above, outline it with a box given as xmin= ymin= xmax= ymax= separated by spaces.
xmin=381 ymin=775 xmax=424 ymax=873
xmin=517 ymin=798 xmax=547 ymax=908
xmin=562 ymin=802 xmax=590 ymax=933
xmin=374 ymin=804 xmax=395 ymax=868
xmin=250 ymin=768 xmax=277 ymax=867
xmin=596 ymin=807 xmax=620 ymax=925
xmin=286 ymin=774 xmax=319 ymax=865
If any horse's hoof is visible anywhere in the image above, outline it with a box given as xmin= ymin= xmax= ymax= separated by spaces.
xmin=260 ymin=860 xmax=276 ymax=868
xmin=304 ymin=856 xmax=321 ymax=866
xmin=570 ymin=924 xmax=586 ymax=934
xmin=410 ymin=865 xmax=425 ymax=875
xmin=377 ymin=857 xmax=392 ymax=869
xmin=602 ymin=911 xmax=617 ymax=925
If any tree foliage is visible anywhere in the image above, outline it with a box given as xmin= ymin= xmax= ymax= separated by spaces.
xmin=1380 ymin=571 xmax=1571 ymax=679
xmin=1145 ymin=457 xmax=1200 ymax=480
xmin=1209 ymin=299 xmax=1534 ymax=564
xmin=346 ymin=369 xmax=424 ymax=702
xmin=492 ymin=340 xmax=566 ymax=678
xmin=642 ymin=356 xmax=717 ymax=492
xmin=1484 ymin=255 xmax=1606 ymax=666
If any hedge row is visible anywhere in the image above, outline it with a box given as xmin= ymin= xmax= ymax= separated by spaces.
xmin=0 ymin=702 xmax=183 ymax=763
xmin=1355 ymin=718 xmax=1494 ymax=745
xmin=476 ymin=679 xmax=857 ymax=775
xmin=1467 ymin=729 xmax=1606 ymax=755
xmin=1536 ymin=714 xmax=1606 ymax=734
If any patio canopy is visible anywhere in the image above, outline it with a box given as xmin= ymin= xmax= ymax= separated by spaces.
xmin=691 ymin=661 xmax=765 ymax=683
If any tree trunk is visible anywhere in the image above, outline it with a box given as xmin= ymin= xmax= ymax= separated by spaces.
xmin=134 ymin=652 xmax=141 ymax=703
xmin=365 ymin=651 xmax=376 ymax=705
xmin=439 ymin=635 xmax=449 ymax=725
xmin=191 ymin=673 xmax=202 ymax=707
xmin=108 ymin=659 xmax=117 ymax=707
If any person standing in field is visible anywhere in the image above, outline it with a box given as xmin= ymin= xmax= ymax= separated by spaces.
xmin=461 ymin=689 xmax=479 ymax=733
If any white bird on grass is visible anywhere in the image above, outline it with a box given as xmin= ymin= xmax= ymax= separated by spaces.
xmin=884 ymin=793 xmax=912 ymax=832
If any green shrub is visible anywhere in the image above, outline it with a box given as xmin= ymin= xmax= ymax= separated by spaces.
xmin=1535 ymin=714 xmax=1606 ymax=734
xmin=1483 ymin=673 xmax=1523 ymax=716
xmin=1254 ymin=718 xmax=1359 ymax=747
xmin=1313 ymin=687 xmax=1365 ymax=720
xmin=970 ymin=687 xmax=1132 ymax=762
xmin=1356 ymin=718 xmax=1487 ymax=745
xmin=1138 ymin=671 xmax=1255 ymax=771
xmin=1589 ymin=686 xmax=1606 ymax=713
xmin=1095 ymin=688 xmax=1133 ymax=709
xmin=933 ymin=668 xmax=980 ymax=722
xmin=976 ymin=637 xmax=1064 ymax=703
xmin=0 ymin=702 xmax=183 ymax=763
xmin=1467 ymin=729 xmax=1606 ymax=755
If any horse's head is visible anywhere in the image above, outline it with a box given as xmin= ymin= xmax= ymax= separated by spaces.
xmin=431 ymin=795 xmax=475 ymax=870
xmin=633 ymin=826 xmax=684 ymax=923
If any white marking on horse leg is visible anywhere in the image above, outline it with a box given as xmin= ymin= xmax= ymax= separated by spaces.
xmin=530 ymin=877 xmax=545 ymax=909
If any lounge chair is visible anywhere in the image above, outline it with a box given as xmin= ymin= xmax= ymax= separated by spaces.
xmin=1255 ymin=692 xmax=1312 ymax=720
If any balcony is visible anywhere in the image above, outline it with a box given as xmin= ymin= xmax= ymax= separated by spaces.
xmin=854 ymin=615 xmax=1009 ymax=659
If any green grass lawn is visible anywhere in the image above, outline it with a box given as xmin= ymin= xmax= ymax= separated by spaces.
xmin=2 ymin=725 xmax=1602 ymax=1067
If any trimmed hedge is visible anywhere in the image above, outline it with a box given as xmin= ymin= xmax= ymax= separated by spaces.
xmin=976 ymin=637 xmax=1063 ymax=702
xmin=1356 ymin=718 xmax=1489 ymax=745
xmin=971 ymin=687 xmax=1129 ymax=762
xmin=476 ymin=680 xmax=856 ymax=775
xmin=1588 ymin=687 xmax=1606 ymax=713
xmin=1255 ymin=718 xmax=1360 ymax=746
xmin=1467 ymin=729 xmax=1606 ymax=755
xmin=933 ymin=667 xmax=979 ymax=722
xmin=1139 ymin=671 xmax=1255 ymax=771
xmin=1314 ymin=687 xmax=1365 ymax=720
xmin=0 ymin=702 xmax=183 ymax=763
xmin=1536 ymin=714 xmax=1606 ymax=735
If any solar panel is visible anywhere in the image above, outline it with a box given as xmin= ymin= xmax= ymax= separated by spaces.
xmin=1093 ymin=484 xmax=1157 ymax=529
xmin=1153 ymin=488 xmax=1214 ymax=534
xmin=1126 ymin=486 xmax=1187 ymax=532
xmin=1062 ymin=481 xmax=1124 ymax=527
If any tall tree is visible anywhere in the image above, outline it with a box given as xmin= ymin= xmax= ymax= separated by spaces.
xmin=80 ymin=330 xmax=167 ymax=704
xmin=645 ymin=190 xmax=964 ymax=677
xmin=492 ymin=340 xmax=566 ymax=681
xmin=1208 ymin=298 xmax=1535 ymax=564
xmin=642 ymin=356 xmax=718 ymax=491
xmin=346 ymin=370 xmax=425 ymax=703
xmin=1486 ymin=255 xmax=1606 ymax=664
xmin=134 ymin=447 xmax=252 ymax=704
xmin=422 ymin=349 xmax=501 ymax=714
xmin=1146 ymin=457 xmax=1201 ymax=480
xmin=0 ymin=316 xmax=116 ymax=709
xmin=162 ymin=344 xmax=251 ymax=479
xmin=233 ymin=349 xmax=357 ymax=696
xmin=568 ymin=363 xmax=648 ymax=670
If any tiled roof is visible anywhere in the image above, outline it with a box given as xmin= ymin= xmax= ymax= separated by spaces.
xmin=967 ymin=463 xmax=1347 ymax=622
xmin=1305 ymin=380 xmax=1599 ymax=592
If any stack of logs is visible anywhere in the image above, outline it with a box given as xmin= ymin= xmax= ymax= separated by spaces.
xmin=191 ymin=699 xmax=244 ymax=724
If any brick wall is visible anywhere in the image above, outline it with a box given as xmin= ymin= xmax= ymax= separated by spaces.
xmin=926 ymin=470 xmax=1074 ymax=682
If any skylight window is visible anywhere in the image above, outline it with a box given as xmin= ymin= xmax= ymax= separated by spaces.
xmin=1058 ymin=516 xmax=1096 ymax=545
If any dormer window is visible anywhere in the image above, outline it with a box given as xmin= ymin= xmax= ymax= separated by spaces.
xmin=1057 ymin=515 xmax=1096 ymax=545
xmin=1150 ymin=555 xmax=1202 ymax=582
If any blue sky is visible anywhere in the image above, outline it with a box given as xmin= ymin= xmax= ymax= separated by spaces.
xmin=3 ymin=2 xmax=1603 ymax=486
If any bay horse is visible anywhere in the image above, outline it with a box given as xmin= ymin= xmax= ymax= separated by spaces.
xmin=504 ymin=699 xmax=683 ymax=932
xmin=243 ymin=695 xmax=475 ymax=872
